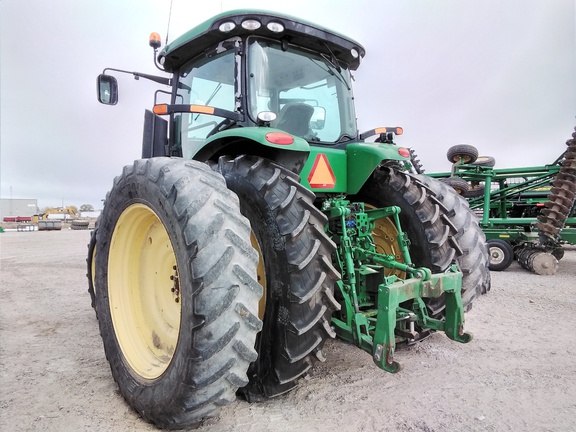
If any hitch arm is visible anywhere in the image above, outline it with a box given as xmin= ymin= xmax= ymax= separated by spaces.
xmin=372 ymin=268 xmax=472 ymax=373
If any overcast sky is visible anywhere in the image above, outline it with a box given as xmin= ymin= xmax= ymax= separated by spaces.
xmin=1 ymin=0 xmax=574 ymax=209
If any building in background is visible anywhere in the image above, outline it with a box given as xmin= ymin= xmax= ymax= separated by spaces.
xmin=0 ymin=198 xmax=38 ymax=220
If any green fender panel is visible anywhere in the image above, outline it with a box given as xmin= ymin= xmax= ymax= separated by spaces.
xmin=346 ymin=143 xmax=409 ymax=194
xmin=301 ymin=142 xmax=409 ymax=194
xmin=188 ymin=130 xmax=408 ymax=193
xmin=188 ymin=127 xmax=309 ymax=158
xmin=187 ymin=127 xmax=310 ymax=173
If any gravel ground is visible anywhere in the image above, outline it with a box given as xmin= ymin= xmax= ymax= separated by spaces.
xmin=1 ymin=229 xmax=575 ymax=432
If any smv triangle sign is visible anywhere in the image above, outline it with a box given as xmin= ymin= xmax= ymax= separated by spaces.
xmin=308 ymin=154 xmax=336 ymax=189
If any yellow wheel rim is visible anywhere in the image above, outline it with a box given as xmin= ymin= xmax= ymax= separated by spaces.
xmin=365 ymin=204 xmax=406 ymax=278
xmin=108 ymin=203 xmax=181 ymax=380
xmin=250 ymin=231 xmax=266 ymax=320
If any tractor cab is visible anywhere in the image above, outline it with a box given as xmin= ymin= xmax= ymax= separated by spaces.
xmin=174 ymin=33 xmax=357 ymax=151
xmin=157 ymin=10 xmax=365 ymax=162
xmin=98 ymin=10 xmax=408 ymax=191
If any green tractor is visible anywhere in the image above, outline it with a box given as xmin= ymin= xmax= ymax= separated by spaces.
xmin=88 ymin=9 xmax=490 ymax=429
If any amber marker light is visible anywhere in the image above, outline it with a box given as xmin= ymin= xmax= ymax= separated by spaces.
xmin=374 ymin=127 xmax=404 ymax=135
xmin=189 ymin=105 xmax=215 ymax=114
xmin=265 ymin=132 xmax=294 ymax=145
xmin=153 ymin=104 xmax=168 ymax=115
xmin=149 ymin=32 xmax=162 ymax=49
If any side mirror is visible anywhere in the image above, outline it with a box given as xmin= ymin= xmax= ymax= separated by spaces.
xmin=97 ymin=74 xmax=118 ymax=105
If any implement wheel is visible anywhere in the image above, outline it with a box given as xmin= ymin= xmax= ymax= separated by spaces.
xmin=440 ymin=177 xmax=470 ymax=195
xmin=94 ymin=158 xmax=262 ymax=429
xmin=472 ymin=155 xmax=496 ymax=167
xmin=464 ymin=182 xmax=486 ymax=198
xmin=551 ymin=247 xmax=565 ymax=260
xmin=447 ymin=144 xmax=478 ymax=164
xmin=486 ymin=239 xmax=514 ymax=271
xmin=217 ymin=155 xmax=340 ymax=401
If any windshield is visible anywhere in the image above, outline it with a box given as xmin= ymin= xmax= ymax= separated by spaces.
xmin=176 ymin=48 xmax=236 ymax=158
xmin=248 ymin=38 xmax=357 ymax=144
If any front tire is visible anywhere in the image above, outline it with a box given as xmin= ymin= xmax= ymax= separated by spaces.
xmin=217 ymin=155 xmax=340 ymax=401
xmin=94 ymin=158 xmax=262 ymax=429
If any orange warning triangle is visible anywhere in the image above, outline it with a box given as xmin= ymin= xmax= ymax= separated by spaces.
xmin=308 ymin=154 xmax=336 ymax=188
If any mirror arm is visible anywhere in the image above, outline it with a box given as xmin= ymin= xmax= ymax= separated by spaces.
xmin=102 ymin=68 xmax=171 ymax=86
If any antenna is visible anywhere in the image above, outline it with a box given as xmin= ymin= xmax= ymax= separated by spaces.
xmin=165 ymin=0 xmax=174 ymax=46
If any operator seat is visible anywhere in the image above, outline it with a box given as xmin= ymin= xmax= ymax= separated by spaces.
xmin=273 ymin=102 xmax=314 ymax=138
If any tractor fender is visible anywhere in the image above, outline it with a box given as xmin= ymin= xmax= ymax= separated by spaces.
xmin=300 ymin=142 xmax=410 ymax=194
xmin=190 ymin=127 xmax=310 ymax=175
xmin=346 ymin=143 xmax=410 ymax=194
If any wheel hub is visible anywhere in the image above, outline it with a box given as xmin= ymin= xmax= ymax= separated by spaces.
xmin=489 ymin=247 xmax=506 ymax=265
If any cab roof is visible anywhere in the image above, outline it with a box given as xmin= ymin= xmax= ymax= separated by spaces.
xmin=159 ymin=9 xmax=366 ymax=72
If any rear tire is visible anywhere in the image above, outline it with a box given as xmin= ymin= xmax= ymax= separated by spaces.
xmin=418 ymin=174 xmax=491 ymax=297
xmin=86 ymin=221 xmax=98 ymax=312
xmin=217 ymin=155 xmax=340 ymax=401
xmin=354 ymin=166 xmax=489 ymax=315
xmin=94 ymin=158 xmax=262 ymax=429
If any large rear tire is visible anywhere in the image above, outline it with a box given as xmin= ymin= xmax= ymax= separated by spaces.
xmin=417 ymin=174 xmax=491 ymax=297
xmin=86 ymin=222 xmax=98 ymax=312
xmin=94 ymin=158 xmax=262 ymax=429
xmin=353 ymin=166 xmax=489 ymax=315
xmin=217 ymin=155 xmax=340 ymax=401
